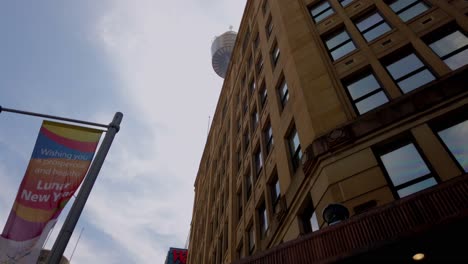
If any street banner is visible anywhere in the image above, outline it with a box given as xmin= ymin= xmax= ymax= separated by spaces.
xmin=0 ymin=121 xmax=102 ymax=263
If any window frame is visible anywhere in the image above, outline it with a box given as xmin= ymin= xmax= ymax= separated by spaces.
xmin=382 ymin=48 xmax=436 ymax=94
xmin=254 ymin=147 xmax=264 ymax=176
xmin=277 ymin=77 xmax=289 ymax=109
xmin=342 ymin=70 xmax=390 ymax=115
xmin=287 ymin=125 xmax=302 ymax=172
xmin=258 ymin=201 xmax=269 ymax=239
xmin=323 ymin=28 xmax=357 ymax=61
xmin=374 ymin=135 xmax=440 ymax=199
xmin=430 ymin=107 xmax=468 ymax=173
xmin=264 ymin=121 xmax=274 ymax=155
xmin=271 ymin=41 xmax=281 ymax=66
xmin=355 ymin=10 xmax=392 ymax=43
xmin=385 ymin=0 xmax=431 ymax=23
xmin=424 ymin=24 xmax=468 ymax=71
xmin=309 ymin=1 xmax=335 ymax=23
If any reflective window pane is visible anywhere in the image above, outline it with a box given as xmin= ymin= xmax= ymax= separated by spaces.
xmin=340 ymin=0 xmax=354 ymax=7
xmin=381 ymin=143 xmax=431 ymax=186
xmin=331 ymin=41 xmax=356 ymax=60
xmin=357 ymin=13 xmax=383 ymax=32
xmin=399 ymin=2 xmax=429 ymax=22
xmin=310 ymin=212 xmax=319 ymax=232
xmin=445 ymin=49 xmax=468 ymax=70
xmin=429 ymin=31 xmax=468 ymax=57
xmin=390 ymin=0 xmax=418 ymax=13
xmin=315 ymin=9 xmax=335 ymax=22
xmin=387 ymin=54 xmax=424 ymax=80
xmin=347 ymin=74 xmax=380 ymax=99
xmin=326 ymin=31 xmax=350 ymax=50
xmin=398 ymin=69 xmax=435 ymax=93
xmin=438 ymin=120 xmax=468 ymax=172
xmin=311 ymin=1 xmax=330 ymax=16
xmin=397 ymin=177 xmax=437 ymax=198
xmin=356 ymin=91 xmax=389 ymax=114
xmin=363 ymin=23 xmax=391 ymax=42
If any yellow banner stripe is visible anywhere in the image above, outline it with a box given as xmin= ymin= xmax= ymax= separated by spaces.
xmin=13 ymin=202 xmax=58 ymax=223
xmin=43 ymin=120 xmax=103 ymax=142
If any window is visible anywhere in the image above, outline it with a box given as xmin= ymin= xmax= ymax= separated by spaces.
xmin=343 ymin=71 xmax=389 ymax=114
xmin=237 ymin=190 xmax=243 ymax=220
xmin=378 ymin=141 xmax=437 ymax=198
xmin=236 ymin=241 xmax=244 ymax=259
xmin=324 ymin=29 xmax=357 ymax=61
xmin=237 ymin=148 xmax=242 ymax=170
xmin=253 ymin=33 xmax=260 ymax=50
xmin=260 ymin=83 xmax=268 ymax=107
xmin=427 ymin=28 xmax=468 ymax=70
xmin=258 ymin=202 xmax=269 ymax=238
xmin=243 ymin=96 xmax=248 ymax=114
xmin=271 ymin=41 xmax=280 ymax=66
xmin=266 ymin=16 xmax=273 ymax=39
xmin=246 ymin=170 xmax=253 ymax=201
xmin=251 ymin=109 xmax=259 ymax=131
xmin=242 ymin=29 xmax=251 ymax=53
xmin=436 ymin=119 xmax=468 ymax=172
xmin=339 ymin=0 xmax=354 ymax=7
xmin=249 ymin=79 xmax=256 ymax=94
xmin=299 ymin=196 xmax=319 ymax=234
xmin=278 ymin=78 xmax=289 ymax=108
xmin=387 ymin=0 xmax=430 ymax=22
xmin=254 ymin=148 xmax=263 ymax=176
xmin=288 ymin=126 xmax=302 ymax=171
xmin=241 ymin=73 xmax=246 ymax=87
xmin=243 ymin=130 xmax=250 ymax=151
xmin=248 ymin=54 xmax=253 ymax=69
xmin=262 ymin=0 xmax=269 ymax=15
xmin=247 ymin=225 xmax=255 ymax=255
xmin=264 ymin=122 xmax=274 ymax=154
xmin=356 ymin=11 xmax=391 ymax=42
xmin=256 ymin=56 xmax=264 ymax=74
xmin=309 ymin=1 xmax=335 ymax=23
xmin=270 ymin=173 xmax=281 ymax=207
xmin=384 ymin=51 xmax=435 ymax=93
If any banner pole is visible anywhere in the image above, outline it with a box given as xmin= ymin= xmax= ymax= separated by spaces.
xmin=47 ymin=112 xmax=123 ymax=264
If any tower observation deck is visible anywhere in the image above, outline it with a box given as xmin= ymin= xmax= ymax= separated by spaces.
xmin=211 ymin=30 xmax=237 ymax=79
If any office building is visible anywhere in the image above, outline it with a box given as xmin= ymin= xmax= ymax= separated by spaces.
xmin=188 ymin=0 xmax=468 ymax=263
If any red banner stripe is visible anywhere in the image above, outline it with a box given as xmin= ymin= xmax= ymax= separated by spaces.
xmin=41 ymin=126 xmax=99 ymax=152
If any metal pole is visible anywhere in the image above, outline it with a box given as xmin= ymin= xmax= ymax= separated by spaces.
xmin=47 ymin=112 xmax=123 ymax=264
xmin=0 ymin=106 xmax=109 ymax=129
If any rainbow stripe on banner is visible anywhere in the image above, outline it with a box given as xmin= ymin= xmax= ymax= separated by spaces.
xmin=0 ymin=121 xmax=102 ymax=263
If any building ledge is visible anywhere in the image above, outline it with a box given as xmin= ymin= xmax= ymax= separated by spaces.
xmin=233 ymin=173 xmax=468 ymax=264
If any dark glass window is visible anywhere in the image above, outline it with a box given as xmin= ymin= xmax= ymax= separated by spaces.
xmin=264 ymin=122 xmax=274 ymax=154
xmin=237 ymin=148 xmax=242 ymax=170
xmin=270 ymin=173 xmax=281 ymax=207
xmin=379 ymin=142 xmax=437 ymax=198
xmin=428 ymin=29 xmax=468 ymax=70
xmin=384 ymin=52 xmax=435 ymax=93
xmin=243 ymin=97 xmax=248 ymax=114
xmin=256 ymin=56 xmax=264 ymax=74
xmin=246 ymin=170 xmax=253 ymax=201
xmin=249 ymin=79 xmax=256 ymax=94
xmin=266 ymin=16 xmax=273 ymax=39
xmin=356 ymin=12 xmax=391 ymax=42
xmin=299 ymin=197 xmax=319 ymax=234
xmin=344 ymin=72 xmax=389 ymax=114
xmin=288 ymin=126 xmax=302 ymax=171
xmin=248 ymin=54 xmax=253 ymax=69
xmin=339 ymin=0 xmax=354 ymax=7
xmin=237 ymin=190 xmax=243 ymax=220
xmin=324 ymin=29 xmax=357 ymax=61
xmin=251 ymin=109 xmax=259 ymax=131
xmin=254 ymin=148 xmax=263 ymax=176
xmin=258 ymin=202 xmax=269 ymax=238
xmin=387 ymin=0 xmax=430 ymax=22
xmin=260 ymin=83 xmax=268 ymax=107
xmin=437 ymin=119 xmax=468 ymax=172
xmin=278 ymin=78 xmax=289 ymax=108
xmin=309 ymin=1 xmax=335 ymax=23
xmin=237 ymin=241 xmax=244 ymax=259
xmin=262 ymin=0 xmax=269 ymax=15
xmin=254 ymin=33 xmax=260 ymax=50
xmin=244 ymin=130 xmax=250 ymax=151
xmin=248 ymin=225 xmax=255 ymax=255
xmin=271 ymin=41 xmax=280 ymax=66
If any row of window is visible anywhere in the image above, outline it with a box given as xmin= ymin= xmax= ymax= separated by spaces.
xmin=310 ymin=0 xmax=430 ymax=25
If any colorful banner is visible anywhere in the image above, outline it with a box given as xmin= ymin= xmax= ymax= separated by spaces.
xmin=0 ymin=121 xmax=102 ymax=263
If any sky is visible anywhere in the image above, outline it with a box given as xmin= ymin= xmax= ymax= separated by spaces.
xmin=0 ymin=1 xmax=245 ymax=263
